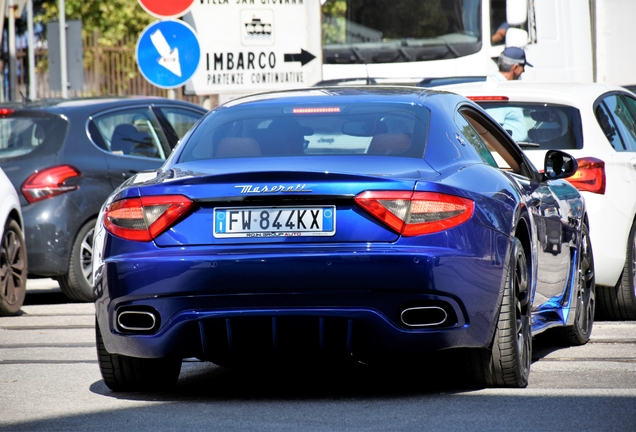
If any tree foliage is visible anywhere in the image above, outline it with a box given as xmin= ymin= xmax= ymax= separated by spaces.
xmin=36 ymin=0 xmax=154 ymax=45
xmin=322 ymin=0 xmax=347 ymax=44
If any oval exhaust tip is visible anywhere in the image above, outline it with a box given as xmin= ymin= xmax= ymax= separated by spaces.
xmin=117 ymin=310 xmax=157 ymax=332
xmin=400 ymin=306 xmax=448 ymax=327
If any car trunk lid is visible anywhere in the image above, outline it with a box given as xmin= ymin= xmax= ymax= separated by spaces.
xmin=140 ymin=157 xmax=439 ymax=246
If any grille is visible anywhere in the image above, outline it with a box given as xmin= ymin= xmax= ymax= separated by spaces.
xmin=198 ymin=316 xmax=354 ymax=364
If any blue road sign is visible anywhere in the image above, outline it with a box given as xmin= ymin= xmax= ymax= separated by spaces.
xmin=136 ymin=20 xmax=201 ymax=89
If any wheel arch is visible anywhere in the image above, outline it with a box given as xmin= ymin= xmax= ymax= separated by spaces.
xmin=7 ymin=208 xmax=23 ymax=229
xmin=513 ymin=211 xmax=536 ymax=304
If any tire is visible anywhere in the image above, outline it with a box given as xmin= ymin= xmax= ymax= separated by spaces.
xmin=0 ymin=219 xmax=27 ymax=316
xmin=596 ymin=221 xmax=636 ymax=320
xmin=557 ymin=222 xmax=595 ymax=345
xmin=469 ymin=237 xmax=531 ymax=388
xmin=96 ymin=322 xmax=182 ymax=392
xmin=57 ymin=219 xmax=96 ymax=302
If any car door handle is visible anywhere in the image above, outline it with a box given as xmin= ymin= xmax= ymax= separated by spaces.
xmin=631 ymin=158 xmax=636 ymax=169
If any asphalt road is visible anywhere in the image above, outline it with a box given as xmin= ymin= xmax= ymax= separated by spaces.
xmin=1 ymin=279 xmax=635 ymax=431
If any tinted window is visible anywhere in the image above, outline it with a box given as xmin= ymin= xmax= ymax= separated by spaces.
xmin=455 ymin=111 xmax=498 ymax=168
xmin=598 ymin=94 xmax=636 ymax=152
xmin=477 ymin=102 xmax=583 ymax=150
xmin=322 ymin=0 xmax=482 ymax=63
xmin=595 ymin=102 xmax=623 ymax=150
xmin=179 ymin=104 xmax=429 ymax=162
xmin=155 ymin=107 xmax=204 ymax=139
xmin=89 ymin=107 xmax=170 ymax=159
xmin=0 ymin=112 xmax=68 ymax=160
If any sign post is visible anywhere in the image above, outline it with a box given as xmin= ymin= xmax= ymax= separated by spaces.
xmin=136 ymin=20 xmax=201 ymax=90
xmin=136 ymin=0 xmax=200 ymax=97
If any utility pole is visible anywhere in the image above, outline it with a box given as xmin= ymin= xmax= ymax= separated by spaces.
xmin=5 ymin=0 xmax=28 ymax=102
xmin=27 ymin=0 xmax=35 ymax=100
xmin=0 ymin=0 xmax=6 ymax=102
xmin=8 ymin=0 xmax=17 ymax=101
xmin=59 ymin=0 xmax=68 ymax=98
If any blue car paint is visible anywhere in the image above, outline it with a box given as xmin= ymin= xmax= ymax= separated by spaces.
xmin=92 ymin=87 xmax=587 ymax=365
xmin=95 ymin=218 xmax=509 ymax=359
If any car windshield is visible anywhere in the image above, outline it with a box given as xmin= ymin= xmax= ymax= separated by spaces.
xmin=476 ymin=102 xmax=584 ymax=150
xmin=322 ymin=0 xmax=482 ymax=64
xmin=178 ymin=103 xmax=429 ymax=162
xmin=0 ymin=112 xmax=68 ymax=160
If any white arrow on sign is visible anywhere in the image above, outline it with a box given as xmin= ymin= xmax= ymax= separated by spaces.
xmin=150 ymin=29 xmax=182 ymax=77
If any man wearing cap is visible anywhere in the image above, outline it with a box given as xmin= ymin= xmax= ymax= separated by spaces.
xmin=485 ymin=47 xmax=532 ymax=142
xmin=488 ymin=46 xmax=533 ymax=82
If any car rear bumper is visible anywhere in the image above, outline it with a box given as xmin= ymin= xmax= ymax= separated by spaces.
xmin=583 ymin=191 xmax=632 ymax=287
xmin=95 ymin=237 xmax=510 ymax=361
xmin=22 ymin=200 xmax=75 ymax=276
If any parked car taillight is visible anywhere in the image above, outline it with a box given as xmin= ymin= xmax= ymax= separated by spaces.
xmin=354 ymin=191 xmax=474 ymax=236
xmin=568 ymin=157 xmax=606 ymax=194
xmin=21 ymin=165 xmax=82 ymax=203
xmin=104 ymin=195 xmax=194 ymax=242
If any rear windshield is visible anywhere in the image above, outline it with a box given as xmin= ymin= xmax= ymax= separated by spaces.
xmin=0 ymin=112 xmax=68 ymax=160
xmin=178 ymin=103 xmax=429 ymax=162
xmin=476 ymin=102 xmax=583 ymax=150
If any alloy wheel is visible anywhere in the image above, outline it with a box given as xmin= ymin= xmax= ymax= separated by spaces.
xmin=80 ymin=227 xmax=94 ymax=287
xmin=0 ymin=228 xmax=26 ymax=307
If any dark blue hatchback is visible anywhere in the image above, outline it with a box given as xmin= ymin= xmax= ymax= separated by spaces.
xmin=0 ymin=97 xmax=207 ymax=301
xmin=93 ymin=87 xmax=595 ymax=391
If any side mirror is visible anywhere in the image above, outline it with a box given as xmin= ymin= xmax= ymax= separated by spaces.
xmin=543 ymin=150 xmax=578 ymax=180
xmin=507 ymin=0 xmax=528 ymax=26
xmin=505 ymin=28 xmax=529 ymax=48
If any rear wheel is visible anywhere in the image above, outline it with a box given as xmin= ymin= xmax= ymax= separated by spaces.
xmin=558 ymin=222 xmax=595 ymax=345
xmin=469 ymin=237 xmax=531 ymax=388
xmin=58 ymin=219 xmax=95 ymax=302
xmin=96 ymin=322 xmax=182 ymax=392
xmin=0 ymin=220 xmax=27 ymax=316
xmin=597 ymin=221 xmax=636 ymax=320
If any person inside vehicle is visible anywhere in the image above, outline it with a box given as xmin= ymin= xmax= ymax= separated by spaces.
xmin=485 ymin=47 xmax=532 ymax=142
xmin=490 ymin=0 xmax=508 ymax=45
xmin=491 ymin=21 xmax=509 ymax=44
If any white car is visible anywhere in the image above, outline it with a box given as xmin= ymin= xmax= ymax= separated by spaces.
xmin=0 ymin=167 xmax=27 ymax=315
xmin=438 ymin=81 xmax=636 ymax=320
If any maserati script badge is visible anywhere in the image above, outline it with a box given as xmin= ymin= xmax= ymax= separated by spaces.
xmin=235 ymin=184 xmax=312 ymax=194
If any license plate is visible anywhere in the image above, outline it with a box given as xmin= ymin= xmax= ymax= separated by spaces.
xmin=213 ymin=206 xmax=336 ymax=238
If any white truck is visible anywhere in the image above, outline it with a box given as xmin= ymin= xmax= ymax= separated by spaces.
xmin=321 ymin=0 xmax=636 ymax=87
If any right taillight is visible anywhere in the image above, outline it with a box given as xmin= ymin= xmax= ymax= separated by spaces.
xmin=354 ymin=191 xmax=474 ymax=236
xmin=568 ymin=157 xmax=605 ymax=194
xmin=21 ymin=165 xmax=82 ymax=203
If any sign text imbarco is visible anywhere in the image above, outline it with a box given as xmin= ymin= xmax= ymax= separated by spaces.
xmin=183 ymin=0 xmax=322 ymax=94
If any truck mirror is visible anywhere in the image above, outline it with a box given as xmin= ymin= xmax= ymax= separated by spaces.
xmin=507 ymin=0 xmax=528 ymax=26
xmin=505 ymin=28 xmax=529 ymax=48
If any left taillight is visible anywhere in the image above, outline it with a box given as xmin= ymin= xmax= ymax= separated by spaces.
xmin=104 ymin=195 xmax=194 ymax=242
xmin=354 ymin=191 xmax=474 ymax=236
xmin=568 ymin=157 xmax=605 ymax=194
xmin=21 ymin=165 xmax=81 ymax=204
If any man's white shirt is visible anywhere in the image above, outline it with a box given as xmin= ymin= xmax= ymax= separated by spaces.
xmin=484 ymin=73 xmax=528 ymax=142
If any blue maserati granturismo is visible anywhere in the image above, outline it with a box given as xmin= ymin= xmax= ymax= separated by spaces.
xmin=92 ymin=87 xmax=595 ymax=391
